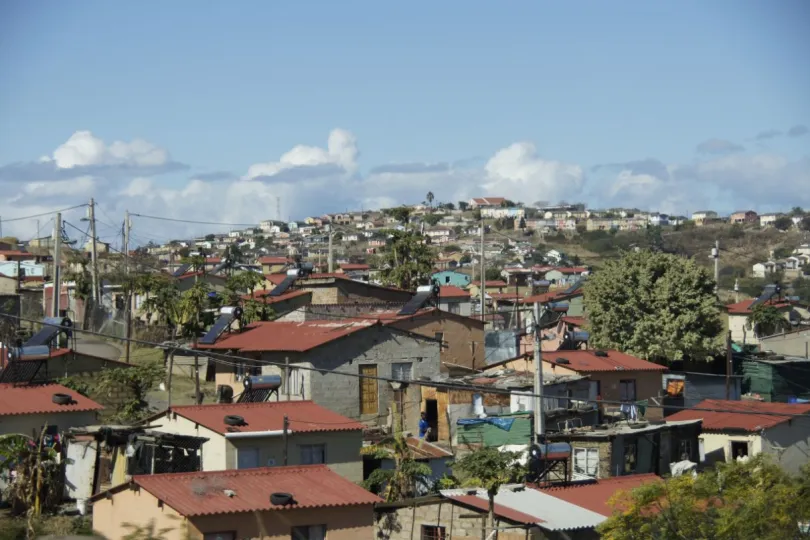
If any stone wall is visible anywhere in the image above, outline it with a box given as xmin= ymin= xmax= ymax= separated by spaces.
xmin=376 ymin=501 xmax=531 ymax=540
xmin=568 ymin=439 xmax=612 ymax=480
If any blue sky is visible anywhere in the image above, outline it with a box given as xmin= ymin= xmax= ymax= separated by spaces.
xmin=1 ymin=0 xmax=808 ymax=241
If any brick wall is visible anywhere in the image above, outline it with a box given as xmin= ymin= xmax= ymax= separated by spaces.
xmin=568 ymin=439 xmax=613 ymax=480
xmin=376 ymin=501 xmax=531 ymax=540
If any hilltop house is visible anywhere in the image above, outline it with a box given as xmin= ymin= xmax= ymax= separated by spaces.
xmin=731 ymin=210 xmax=758 ymax=224
xmin=437 ymin=286 xmax=472 ymax=317
xmin=0 ymin=383 xmax=104 ymax=437
xmin=468 ymin=197 xmax=506 ymax=210
xmin=725 ymin=298 xmax=809 ymax=345
xmin=691 ymin=210 xmax=718 ymax=226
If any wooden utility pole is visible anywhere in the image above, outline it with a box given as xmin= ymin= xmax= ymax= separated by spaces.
xmin=194 ymin=352 xmax=201 ymax=404
xmin=89 ymin=198 xmax=100 ymax=304
xmin=725 ymin=330 xmax=733 ymax=400
xmin=124 ymin=210 xmax=131 ymax=364
xmin=282 ymin=415 xmax=289 ymax=465
xmin=52 ymin=212 xmax=62 ymax=318
xmin=328 ymin=230 xmax=334 ymax=273
xmin=479 ymin=220 xmax=485 ymax=320
xmin=712 ymin=240 xmax=719 ymax=295
xmin=533 ymin=302 xmax=545 ymax=440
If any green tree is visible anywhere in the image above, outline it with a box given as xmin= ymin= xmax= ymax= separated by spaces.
xmin=95 ymin=362 xmax=165 ymax=423
xmin=390 ymin=206 xmax=411 ymax=225
xmin=452 ymin=447 xmax=527 ymax=540
xmin=500 ymin=199 xmax=516 ymax=207
xmin=800 ymin=216 xmax=810 ymax=232
xmin=225 ymin=271 xmax=265 ymax=304
xmin=598 ymin=456 xmax=810 ymax=540
xmin=378 ymin=231 xmax=436 ymax=290
xmin=443 ymin=202 xmax=455 ymax=211
xmin=583 ymin=250 xmax=722 ymax=363
xmin=422 ymin=214 xmax=443 ymax=227
xmin=204 ymin=234 xmax=215 ymax=241
xmin=426 ymin=191 xmax=435 ymax=209
xmin=774 ymin=215 xmax=794 ymax=231
xmin=747 ymin=304 xmax=791 ymax=338
xmin=458 ymin=201 xmax=469 ymax=211
xmin=790 ymin=206 xmax=805 ymax=216
xmin=485 ymin=267 xmax=503 ymax=281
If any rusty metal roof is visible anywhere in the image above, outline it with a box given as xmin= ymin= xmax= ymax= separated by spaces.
xmin=537 ymin=474 xmax=661 ymax=517
xmin=168 ymin=401 xmax=364 ymax=435
xmin=131 ymin=465 xmax=381 ymax=516
xmin=196 ymin=319 xmax=378 ymax=352
xmin=0 ymin=383 xmax=103 ymax=416
xmin=545 ymin=350 xmax=667 ymax=373
xmin=666 ymin=399 xmax=810 ymax=432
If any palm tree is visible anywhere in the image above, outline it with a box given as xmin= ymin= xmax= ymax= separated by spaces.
xmin=426 ymin=191 xmax=435 ymax=210
xmin=747 ymin=304 xmax=791 ymax=338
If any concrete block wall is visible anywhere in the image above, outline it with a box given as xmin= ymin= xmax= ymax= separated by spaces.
xmin=376 ymin=502 xmax=528 ymax=540
xmin=261 ymin=327 xmax=440 ymax=433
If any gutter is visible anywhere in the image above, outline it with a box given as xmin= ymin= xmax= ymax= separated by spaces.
xmin=224 ymin=430 xmax=292 ymax=439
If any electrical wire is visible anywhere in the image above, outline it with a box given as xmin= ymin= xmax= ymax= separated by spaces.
xmin=0 ymin=204 xmax=88 ymax=223
xmin=130 ymin=213 xmax=259 ymax=227
xmin=4 ymin=312 xmax=810 ymax=419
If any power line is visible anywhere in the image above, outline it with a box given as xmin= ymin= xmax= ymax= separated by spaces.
xmin=131 ymin=213 xmax=259 ymax=227
xmin=4 ymin=312 xmax=810 ymax=419
xmin=0 ymin=204 xmax=88 ymax=223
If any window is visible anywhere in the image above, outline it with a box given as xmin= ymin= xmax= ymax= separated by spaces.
xmin=445 ymin=276 xmax=450 ymax=283
xmin=237 ymin=447 xmax=259 ymax=469
xmin=292 ymin=525 xmax=326 ymax=540
xmin=434 ymin=332 xmax=445 ymax=348
xmin=392 ymin=362 xmax=413 ymax=382
xmin=677 ymin=439 xmax=692 ymax=461
xmin=421 ymin=525 xmax=447 ymax=540
xmin=359 ymin=365 xmax=379 ymax=414
xmin=300 ymin=444 xmax=326 ymax=465
xmin=448 ymin=302 xmax=461 ymax=314
xmin=573 ymin=447 xmax=599 ymax=477
xmin=623 ymin=441 xmax=637 ymax=473
xmin=204 ymin=533 xmax=235 ymax=540
xmin=619 ymin=379 xmax=637 ymax=402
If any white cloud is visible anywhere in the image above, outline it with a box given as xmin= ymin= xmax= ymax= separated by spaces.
xmin=48 ymin=130 xmax=171 ymax=169
xmin=246 ymin=128 xmax=358 ymax=179
xmin=483 ymin=142 xmax=584 ymax=203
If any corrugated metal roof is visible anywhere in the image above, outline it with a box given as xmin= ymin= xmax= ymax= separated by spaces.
xmin=439 ymin=286 xmax=470 ymax=298
xmin=445 ymin=494 xmax=542 ymax=525
xmin=132 ymin=465 xmax=381 ymax=516
xmin=168 ymin=401 xmax=364 ymax=435
xmin=0 ymin=383 xmax=103 ymax=416
xmin=196 ymin=319 xmax=378 ymax=352
xmin=537 ymin=474 xmax=661 ymax=517
xmin=405 ymin=437 xmax=453 ymax=459
xmin=544 ymin=350 xmax=667 ymax=373
xmin=666 ymin=399 xmax=810 ymax=432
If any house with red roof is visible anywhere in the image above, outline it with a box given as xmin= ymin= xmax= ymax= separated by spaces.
xmin=437 ymin=285 xmax=472 ymax=317
xmin=196 ymin=319 xmax=440 ymax=435
xmin=376 ymin=474 xmax=662 ymax=540
xmin=0 ymin=383 xmax=103 ymax=437
xmin=724 ymin=297 xmax=808 ymax=345
xmin=667 ymin=399 xmax=810 ymax=474
xmin=92 ymin=465 xmax=381 ymax=540
xmin=261 ymin=272 xmax=413 ymax=305
xmin=258 ymin=255 xmax=291 ymax=274
xmin=148 ymin=401 xmax=364 ymax=482
xmin=495 ymin=349 xmax=668 ymax=421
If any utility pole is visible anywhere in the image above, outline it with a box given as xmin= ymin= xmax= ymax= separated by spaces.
xmin=89 ymin=198 xmax=100 ymax=305
xmin=282 ymin=415 xmax=289 ymax=465
xmin=533 ymin=302 xmax=545 ymax=440
xmin=328 ymin=230 xmax=334 ymax=273
xmin=52 ymin=212 xmax=62 ymax=318
xmin=123 ymin=210 xmax=131 ymax=364
xmin=479 ymin=220 xmax=485 ymax=320
xmin=725 ymin=330 xmax=733 ymax=400
xmin=0 ymin=215 xmax=3 ymax=238
xmin=712 ymin=240 xmax=719 ymax=295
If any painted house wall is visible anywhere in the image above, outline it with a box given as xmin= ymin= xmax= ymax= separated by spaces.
xmin=148 ymin=413 xmax=228 ymax=471
xmin=762 ymin=416 xmax=810 ymax=475
xmin=432 ymin=271 xmax=471 ymax=288
xmin=224 ymin=430 xmax=364 ymax=482
xmin=699 ymin=431 xmax=762 ymax=466
xmin=190 ymin=506 xmax=376 ymax=539
xmin=390 ymin=313 xmax=485 ymax=373
xmin=92 ymin=487 xmax=190 ymax=540
xmin=0 ymin=411 xmax=99 ymax=438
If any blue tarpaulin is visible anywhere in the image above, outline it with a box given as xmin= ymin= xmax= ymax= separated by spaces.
xmin=457 ymin=417 xmax=515 ymax=431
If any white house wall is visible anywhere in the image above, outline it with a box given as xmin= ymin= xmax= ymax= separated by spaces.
xmin=148 ymin=413 xmax=226 ymax=471
xmin=699 ymin=431 xmax=762 ymax=465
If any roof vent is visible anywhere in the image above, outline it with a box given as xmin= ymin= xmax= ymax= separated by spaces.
xmin=554 ymin=358 xmax=570 ymax=365
xmin=52 ymin=393 xmax=73 ymax=405
xmin=594 ymin=350 xmax=608 ymax=357
xmin=270 ymin=492 xmax=296 ymax=506
xmin=224 ymin=489 xmax=236 ymax=498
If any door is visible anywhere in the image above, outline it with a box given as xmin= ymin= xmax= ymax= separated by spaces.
xmin=359 ymin=365 xmax=378 ymax=415
xmin=425 ymin=399 xmax=439 ymax=442
xmin=237 ymin=447 xmax=259 ymax=469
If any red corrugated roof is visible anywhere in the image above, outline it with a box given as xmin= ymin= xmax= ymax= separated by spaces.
xmin=561 ymin=316 xmax=586 ymax=327
xmin=439 ymin=285 xmax=470 ymax=298
xmin=0 ymin=383 xmax=103 ymax=416
xmin=446 ymin=494 xmax=544 ymax=525
xmin=489 ymin=292 xmax=521 ymax=300
xmin=339 ymin=263 xmax=370 ymax=271
xmin=168 ymin=401 xmax=363 ymax=435
xmin=558 ymin=267 xmax=588 ymax=274
xmin=471 ymin=197 xmax=506 ymax=205
xmin=666 ymin=399 xmax=810 ymax=431
xmin=519 ymin=291 xmax=560 ymax=304
xmin=471 ymin=280 xmax=508 ymax=287
xmin=196 ymin=319 xmax=378 ymax=352
xmin=0 ymin=250 xmax=35 ymax=257
xmin=130 ymin=465 xmax=381 ymax=516
xmin=725 ymin=298 xmax=793 ymax=314
xmin=537 ymin=474 xmax=661 ymax=517
xmin=259 ymin=256 xmax=290 ymax=265
xmin=544 ymin=350 xmax=667 ymax=372
xmin=242 ymin=289 xmax=311 ymax=304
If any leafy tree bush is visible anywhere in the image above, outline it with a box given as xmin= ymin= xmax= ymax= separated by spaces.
xmin=584 ymin=250 xmax=722 ymax=362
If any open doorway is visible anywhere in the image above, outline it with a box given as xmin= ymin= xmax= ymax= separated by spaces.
xmin=424 ymin=399 xmax=439 ymax=442
xmin=731 ymin=440 xmax=749 ymax=462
